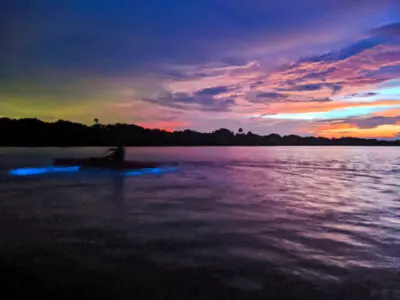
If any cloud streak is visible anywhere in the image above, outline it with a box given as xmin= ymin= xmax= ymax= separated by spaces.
xmin=142 ymin=91 xmax=237 ymax=112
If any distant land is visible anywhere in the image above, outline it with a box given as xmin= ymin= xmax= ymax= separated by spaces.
xmin=0 ymin=118 xmax=399 ymax=146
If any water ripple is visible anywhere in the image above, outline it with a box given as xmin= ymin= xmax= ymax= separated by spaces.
xmin=0 ymin=146 xmax=400 ymax=298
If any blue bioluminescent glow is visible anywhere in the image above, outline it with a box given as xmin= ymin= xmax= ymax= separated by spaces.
xmin=9 ymin=166 xmax=80 ymax=176
xmin=124 ymin=166 xmax=177 ymax=176
xmin=9 ymin=165 xmax=177 ymax=177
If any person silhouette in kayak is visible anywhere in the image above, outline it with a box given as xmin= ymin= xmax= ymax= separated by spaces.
xmin=104 ymin=145 xmax=125 ymax=163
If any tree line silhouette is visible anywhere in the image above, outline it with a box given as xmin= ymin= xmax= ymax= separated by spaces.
xmin=1 ymin=117 xmax=399 ymax=146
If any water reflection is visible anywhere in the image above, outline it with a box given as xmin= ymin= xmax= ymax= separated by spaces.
xmin=0 ymin=147 xmax=400 ymax=298
xmin=112 ymin=173 xmax=125 ymax=207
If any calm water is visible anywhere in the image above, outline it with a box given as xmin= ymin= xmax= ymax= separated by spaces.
xmin=0 ymin=147 xmax=399 ymax=299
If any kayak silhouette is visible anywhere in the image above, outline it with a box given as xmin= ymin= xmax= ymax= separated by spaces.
xmin=54 ymin=157 xmax=159 ymax=170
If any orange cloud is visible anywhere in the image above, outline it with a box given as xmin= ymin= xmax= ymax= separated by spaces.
xmin=311 ymin=122 xmax=400 ymax=139
xmin=263 ymin=99 xmax=400 ymax=115
xmin=373 ymin=108 xmax=400 ymax=117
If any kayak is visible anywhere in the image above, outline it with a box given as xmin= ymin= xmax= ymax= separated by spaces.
xmin=54 ymin=158 xmax=159 ymax=170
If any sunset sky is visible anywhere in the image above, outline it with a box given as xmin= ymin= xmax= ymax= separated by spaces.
xmin=1 ymin=0 xmax=399 ymax=138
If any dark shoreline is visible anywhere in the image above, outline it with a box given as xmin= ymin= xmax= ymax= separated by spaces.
xmin=1 ymin=118 xmax=399 ymax=147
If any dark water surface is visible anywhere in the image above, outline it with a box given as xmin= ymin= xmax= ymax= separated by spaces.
xmin=0 ymin=147 xmax=399 ymax=299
